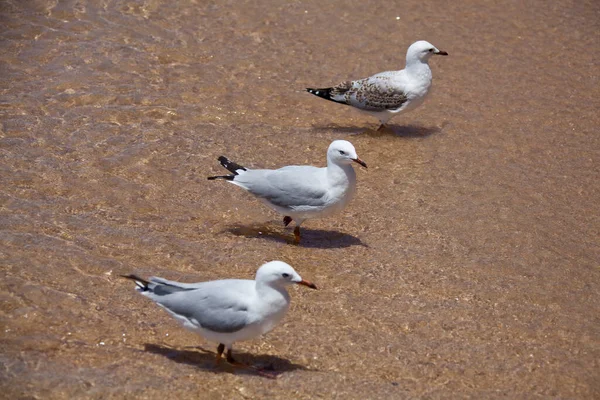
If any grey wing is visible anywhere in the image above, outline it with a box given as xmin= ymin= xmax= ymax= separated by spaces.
xmin=149 ymin=276 xmax=205 ymax=290
xmin=333 ymin=73 xmax=408 ymax=111
xmin=156 ymin=287 xmax=250 ymax=333
xmin=145 ymin=277 xmax=205 ymax=296
xmin=237 ymin=167 xmax=328 ymax=209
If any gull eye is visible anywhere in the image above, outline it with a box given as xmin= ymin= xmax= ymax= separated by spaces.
xmin=282 ymin=273 xmax=290 ymax=278
xmin=338 ymin=150 xmax=346 ymax=155
xmin=428 ymin=48 xmax=434 ymax=52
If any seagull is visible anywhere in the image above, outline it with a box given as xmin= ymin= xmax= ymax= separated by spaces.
xmin=121 ymin=261 xmax=317 ymax=376
xmin=307 ymin=40 xmax=448 ymax=129
xmin=208 ymin=140 xmax=367 ymax=243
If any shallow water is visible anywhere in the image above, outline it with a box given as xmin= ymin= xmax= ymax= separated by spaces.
xmin=1 ymin=0 xmax=599 ymax=398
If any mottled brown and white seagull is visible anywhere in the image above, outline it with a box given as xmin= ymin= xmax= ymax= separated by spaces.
xmin=307 ymin=40 xmax=448 ymax=129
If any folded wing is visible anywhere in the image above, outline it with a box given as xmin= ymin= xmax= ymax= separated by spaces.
xmin=146 ymin=279 xmax=254 ymax=333
xmin=332 ymin=72 xmax=408 ymax=111
xmin=235 ymin=166 xmax=329 ymax=209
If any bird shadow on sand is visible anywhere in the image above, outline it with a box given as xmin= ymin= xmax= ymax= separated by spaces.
xmin=225 ymin=222 xmax=368 ymax=249
xmin=312 ymin=123 xmax=440 ymax=138
xmin=144 ymin=343 xmax=310 ymax=378
xmin=310 ymin=123 xmax=372 ymax=133
xmin=372 ymin=124 xmax=441 ymax=138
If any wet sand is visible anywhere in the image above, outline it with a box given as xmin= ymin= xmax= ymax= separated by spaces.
xmin=1 ymin=0 xmax=599 ymax=398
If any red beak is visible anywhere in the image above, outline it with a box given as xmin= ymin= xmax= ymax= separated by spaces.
xmin=352 ymin=158 xmax=368 ymax=168
xmin=297 ymin=280 xmax=317 ymax=289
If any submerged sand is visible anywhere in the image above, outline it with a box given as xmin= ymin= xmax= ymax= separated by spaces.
xmin=1 ymin=0 xmax=599 ymax=398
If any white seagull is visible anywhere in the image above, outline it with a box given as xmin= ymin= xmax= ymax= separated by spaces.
xmin=307 ymin=40 xmax=448 ymax=129
xmin=121 ymin=261 xmax=316 ymax=374
xmin=208 ymin=140 xmax=367 ymax=243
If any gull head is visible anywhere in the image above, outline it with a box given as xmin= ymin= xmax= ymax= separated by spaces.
xmin=327 ymin=140 xmax=367 ymax=168
xmin=255 ymin=261 xmax=317 ymax=289
xmin=407 ymin=40 xmax=448 ymax=63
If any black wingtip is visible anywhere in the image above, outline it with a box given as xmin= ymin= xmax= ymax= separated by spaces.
xmin=306 ymin=87 xmax=348 ymax=106
xmin=306 ymin=87 xmax=332 ymax=99
xmin=217 ymin=156 xmax=246 ymax=174
xmin=120 ymin=274 xmax=150 ymax=290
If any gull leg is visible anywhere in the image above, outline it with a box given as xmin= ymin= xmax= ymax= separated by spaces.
xmin=377 ymin=123 xmax=386 ymax=131
xmin=219 ymin=347 xmax=249 ymax=369
xmin=225 ymin=347 xmax=252 ymax=368
xmin=283 ymin=216 xmax=292 ymax=226
xmin=226 ymin=348 xmax=239 ymax=364
xmin=293 ymin=226 xmax=301 ymax=244
xmin=215 ymin=343 xmax=225 ymax=365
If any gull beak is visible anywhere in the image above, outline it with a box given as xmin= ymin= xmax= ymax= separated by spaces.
xmin=296 ymin=279 xmax=317 ymax=290
xmin=352 ymin=158 xmax=368 ymax=168
xmin=434 ymin=49 xmax=448 ymax=56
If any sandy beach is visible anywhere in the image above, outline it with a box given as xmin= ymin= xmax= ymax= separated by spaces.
xmin=1 ymin=0 xmax=599 ymax=398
